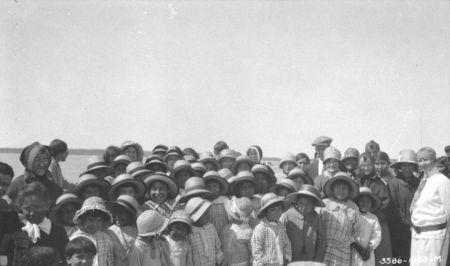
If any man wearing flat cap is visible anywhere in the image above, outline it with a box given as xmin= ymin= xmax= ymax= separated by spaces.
xmin=304 ymin=136 xmax=332 ymax=181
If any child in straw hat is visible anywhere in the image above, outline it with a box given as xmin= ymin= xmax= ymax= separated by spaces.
xmin=351 ymin=187 xmax=382 ymax=266
xmin=222 ymin=197 xmax=254 ymax=266
xmin=142 ymin=172 xmax=179 ymax=218
xmin=321 ymin=172 xmax=360 ymax=266
xmin=129 ymin=210 xmax=172 ymax=266
xmin=251 ymin=193 xmax=291 ymax=266
xmin=280 ymin=184 xmax=326 ymax=262
xmin=51 ymin=193 xmax=82 ymax=238
xmin=164 ymin=210 xmax=194 ymax=266
xmin=185 ymin=197 xmax=224 ymax=266
xmin=71 ymin=196 xmax=114 ymax=266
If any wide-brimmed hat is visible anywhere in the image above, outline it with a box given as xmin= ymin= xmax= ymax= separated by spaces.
xmin=153 ymin=145 xmax=168 ymax=155
xmin=163 ymin=151 xmax=183 ymax=162
xmin=112 ymin=155 xmax=132 ymax=167
xmin=218 ymin=168 xmax=235 ymax=181
xmin=231 ymin=171 xmax=256 ymax=196
xmin=143 ymin=172 xmax=178 ymax=200
xmin=144 ymin=157 xmax=168 ymax=172
xmin=108 ymin=174 xmax=146 ymax=200
xmin=73 ymin=174 xmax=111 ymax=197
xmin=224 ymin=197 xmax=253 ymax=223
xmin=169 ymin=210 xmax=192 ymax=232
xmin=391 ymin=149 xmax=419 ymax=168
xmin=183 ymin=154 xmax=197 ymax=163
xmin=53 ymin=193 xmax=82 ymax=213
xmin=230 ymin=155 xmax=256 ymax=174
xmin=79 ymin=155 xmax=109 ymax=177
xmin=274 ymin=179 xmax=298 ymax=194
xmin=191 ymin=162 xmax=206 ymax=175
xmin=73 ymin=196 xmax=112 ymax=225
xmin=323 ymin=147 xmax=342 ymax=163
xmin=137 ymin=210 xmax=170 ymax=237
xmin=312 ymin=136 xmax=333 ymax=147
xmin=198 ymin=153 xmax=220 ymax=170
xmin=203 ymin=171 xmax=229 ymax=195
xmin=107 ymin=194 xmax=140 ymax=217
xmin=257 ymin=193 xmax=286 ymax=218
xmin=185 ymin=197 xmax=212 ymax=222
xmin=126 ymin=162 xmax=152 ymax=180
xmin=173 ymin=160 xmax=195 ymax=176
xmin=287 ymin=168 xmax=313 ymax=185
xmin=342 ymin=148 xmax=360 ymax=162
xmin=251 ymin=164 xmax=277 ymax=185
xmin=286 ymin=184 xmax=324 ymax=207
xmin=178 ymin=177 xmax=213 ymax=203
xmin=279 ymin=153 xmax=298 ymax=169
xmin=323 ymin=172 xmax=358 ymax=199
xmin=355 ymin=186 xmax=381 ymax=211
xmin=217 ymin=149 xmax=236 ymax=162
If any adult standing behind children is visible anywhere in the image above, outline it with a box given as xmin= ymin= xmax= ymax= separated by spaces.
xmin=49 ymin=139 xmax=69 ymax=189
xmin=304 ymin=136 xmax=333 ymax=181
xmin=410 ymin=147 xmax=450 ymax=266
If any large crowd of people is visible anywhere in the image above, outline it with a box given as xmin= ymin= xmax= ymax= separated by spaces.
xmin=0 ymin=137 xmax=449 ymax=266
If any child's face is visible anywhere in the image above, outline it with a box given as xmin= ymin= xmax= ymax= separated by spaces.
xmin=112 ymin=206 xmax=133 ymax=226
xmin=174 ymin=171 xmax=191 ymax=189
xmin=32 ymin=152 xmax=51 ymax=176
xmin=282 ymin=161 xmax=296 ymax=174
xmin=204 ymin=162 xmax=216 ymax=171
xmin=375 ymin=160 xmax=390 ymax=176
xmin=344 ymin=158 xmax=358 ymax=171
xmin=118 ymin=185 xmax=137 ymax=199
xmin=265 ymin=203 xmax=283 ymax=222
xmin=124 ymin=146 xmax=138 ymax=162
xmin=238 ymin=181 xmax=255 ymax=199
xmin=80 ymin=185 xmax=100 ymax=200
xmin=236 ymin=162 xmax=252 ymax=173
xmin=324 ymin=159 xmax=340 ymax=174
xmin=22 ymin=195 xmax=50 ymax=224
xmin=276 ymin=187 xmax=290 ymax=198
xmin=0 ymin=173 xmax=12 ymax=198
xmin=196 ymin=208 xmax=211 ymax=226
xmin=399 ymin=163 xmax=415 ymax=178
xmin=295 ymin=197 xmax=314 ymax=216
xmin=149 ymin=181 xmax=169 ymax=204
xmin=169 ymin=222 xmax=190 ymax=241
xmin=81 ymin=216 xmax=104 ymax=235
xmin=59 ymin=202 xmax=79 ymax=226
xmin=297 ymin=158 xmax=309 ymax=171
xmin=67 ymin=252 xmax=95 ymax=266
xmin=358 ymin=195 xmax=373 ymax=213
xmin=114 ymin=163 xmax=127 ymax=177
xmin=359 ymin=159 xmax=374 ymax=175
xmin=254 ymin=173 xmax=269 ymax=194
xmin=205 ymin=180 xmax=221 ymax=199
xmin=220 ymin=158 xmax=235 ymax=170
xmin=332 ymin=181 xmax=350 ymax=201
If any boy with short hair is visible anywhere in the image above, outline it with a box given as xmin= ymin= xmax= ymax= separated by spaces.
xmin=65 ymin=237 xmax=97 ymax=266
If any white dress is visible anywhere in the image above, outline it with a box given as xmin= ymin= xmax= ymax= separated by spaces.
xmin=351 ymin=212 xmax=382 ymax=266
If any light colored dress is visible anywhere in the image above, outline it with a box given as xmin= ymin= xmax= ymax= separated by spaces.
xmin=222 ymin=223 xmax=253 ymax=266
xmin=165 ymin=235 xmax=193 ymax=266
xmin=351 ymin=212 xmax=382 ymax=266
xmin=129 ymin=236 xmax=173 ymax=266
xmin=106 ymin=224 xmax=138 ymax=266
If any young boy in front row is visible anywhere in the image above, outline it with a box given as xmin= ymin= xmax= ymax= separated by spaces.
xmin=65 ymin=237 xmax=97 ymax=266
xmin=165 ymin=210 xmax=194 ymax=266
xmin=251 ymin=193 xmax=291 ymax=266
xmin=281 ymin=184 xmax=326 ymax=262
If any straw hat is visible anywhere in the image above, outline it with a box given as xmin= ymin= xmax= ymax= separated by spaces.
xmin=73 ymin=196 xmax=112 ymax=225
xmin=251 ymin=164 xmax=277 ymax=185
xmin=355 ymin=186 xmax=381 ymax=212
xmin=169 ymin=210 xmax=192 ymax=232
xmin=79 ymin=155 xmax=109 ymax=177
xmin=224 ymin=197 xmax=253 ymax=223
xmin=178 ymin=177 xmax=213 ymax=203
xmin=230 ymin=155 xmax=255 ymax=174
xmin=286 ymin=184 xmax=324 ymax=207
xmin=136 ymin=210 xmax=170 ymax=237
xmin=183 ymin=154 xmax=197 ymax=163
xmin=218 ymin=168 xmax=235 ymax=181
xmin=144 ymin=157 xmax=168 ymax=172
xmin=53 ymin=193 xmax=82 ymax=213
xmin=203 ymin=171 xmax=229 ymax=195
xmin=163 ymin=151 xmax=183 ymax=162
xmin=391 ymin=149 xmax=419 ymax=168
xmin=112 ymin=155 xmax=132 ymax=167
xmin=323 ymin=147 xmax=342 ymax=163
xmin=185 ymin=197 xmax=212 ymax=222
xmin=191 ymin=162 xmax=206 ymax=176
xmin=143 ymin=172 xmax=178 ymax=200
xmin=257 ymin=193 xmax=286 ymax=218
xmin=311 ymin=136 xmax=333 ymax=147
xmin=73 ymin=174 xmax=111 ymax=197
xmin=274 ymin=179 xmax=298 ymax=194
xmin=126 ymin=162 xmax=152 ymax=180
xmin=152 ymin=145 xmax=168 ymax=154
xmin=230 ymin=171 xmax=256 ymax=197
xmin=107 ymin=194 xmax=140 ymax=217
xmin=108 ymin=174 xmax=146 ymax=200
xmin=342 ymin=148 xmax=360 ymax=162
xmin=278 ymin=153 xmax=298 ymax=169
xmin=173 ymin=160 xmax=195 ymax=176
xmin=217 ymin=149 xmax=236 ymax=162
xmin=323 ymin=172 xmax=358 ymax=199
xmin=287 ymin=168 xmax=313 ymax=185
xmin=198 ymin=153 xmax=220 ymax=170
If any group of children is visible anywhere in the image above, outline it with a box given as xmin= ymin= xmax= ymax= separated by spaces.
xmin=0 ymin=139 xmax=449 ymax=266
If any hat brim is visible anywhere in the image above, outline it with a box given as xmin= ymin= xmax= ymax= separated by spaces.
xmin=145 ymin=161 xmax=168 ymax=172
xmin=79 ymin=166 xmax=109 ymax=177
xmin=323 ymin=175 xmax=358 ymax=200
xmin=130 ymin=169 xmax=152 ymax=180
xmin=53 ymin=198 xmax=82 ymax=213
xmin=355 ymin=192 xmax=381 ymax=212
xmin=73 ymin=206 xmax=112 ymax=225
xmin=178 ymin=189 xmax=214 ymax=203
xmin=390 ymin=161 xmax=418 ymax=169
xmin=144 ymin=175 xmax=179 ymax=200
xmin=108 ymin=179 xmax=146 ymax=200
xmin=73 ymin=179 xmax=111 ymax=196
xmin=168 ymin=218 xmax=192 ymax=232
xmin=231 ymin=176 xmax=256 ymax=197
xmin=278 ymin=160 xmax=297 ymax=169
xmin=203 ymin=176 xmax=229 ymax=195
xmin=138 ymin=216 xmax=170 ymax=237
xmin=106 ymin=201 xmax=138 ymax=217
xmin=230 ymin=159 xmax=255 ymax=174
xmin=199 ymin=158 xmax=220 ymax=169
xmin=286 ymin=191 xmax=325 ymax=207
xmin=189 ymin=201 xmax=212 ymax=223
xmin=257 ymin=198 xmax=286 ymax=218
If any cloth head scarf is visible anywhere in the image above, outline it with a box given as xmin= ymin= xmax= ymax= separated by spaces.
xmin=246 ymin=145 xmax=263 ymax=163
xmin=19 ymin=142 xmax=51 ymax=178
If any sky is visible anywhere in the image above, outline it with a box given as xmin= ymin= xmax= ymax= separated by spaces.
xmin=0 ymin=0 xmax=449 ymax=158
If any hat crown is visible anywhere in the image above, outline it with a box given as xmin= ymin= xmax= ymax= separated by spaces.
xmin=87 ymin=155 xmax=106 ymax=165
xmin=116 ymin=194 xmax=139 ymax=212
xmin=185 ymin=197 xmax=211 ymax=219
xmin=278 ymin=178 xmax=298 ymax=190
xmin=199 ymin=152 xmax=215 ymax=160
xmin=191 ymin=162 xmax=206 ymax=171
xmin=218 ymin=168 xmax=234 ymax=179
xmin=203 ymin=171 xmax=220 ymax=178
xmin=137 ymin=210 xmax=167 ymax=235
xmin=169 ymin=210 xmax=192 ymax=227
xmin=343 ymin=148 xmax=360 ymax=159
xmin=82 ymin=196 xmax=107 ymax=209
xmin=312 ymin=136 xmax=333 ymax=147
xmin=288 ymin=168 xmax=306 ymax=177
xmin=359 ymin=186 xmax=373 ymax=194
xmin=323 ymin=147 xmax=342 ymax=162
xmin=126 ymin=161 xmax=145 ymax=172
xmin=397 ymin=149 xmax=418 ymax=164
xmin=280 ymin=152 xmax=296 ymax=162
xmin=235 ymin=155 xmax=252 ymax=162
xmin=260 ymin=193 xmax=281 ymax=207
xmin=218 ymin=149 xmax=236 ymax=159
xmin=113 ymin=174 xmax=134 ymax=184
xmin=55 ymin=193 xmax=80 ymax=205
xmin=236 ymin=170 xmax=254 ymax=179
xmin=114 ymin=155 xmax=132 ymax=163
xmin=252 ymin=164 xmax=269 ymax=173
xmin=298 ymin=184 xmax=321 ymax=198
xmin=184 ymin=177 xmax=206 ymax=189
xmin=174 ymin=160 xmax=191 ymax=169
xmin=78 ymin=174 xmax=99 ymax=184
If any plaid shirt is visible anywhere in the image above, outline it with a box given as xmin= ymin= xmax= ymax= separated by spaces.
xmin=188 ymin=223 xmax=223 ymax=266
xmin=321 ymin=198 xmax=360 ymax=266
xmin=70 ymin=229 xmax=114 ymax=266
xmin=142 ymin=199 xmax=179 ymax=218
xmin=251 ymin=218 xmax=292 ymax=266
xmin=209 ymin=196 xmax=230 ymax=241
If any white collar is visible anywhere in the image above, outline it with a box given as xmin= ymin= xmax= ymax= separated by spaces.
xmin=22 ymin=217 xmax=52 ymax=243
